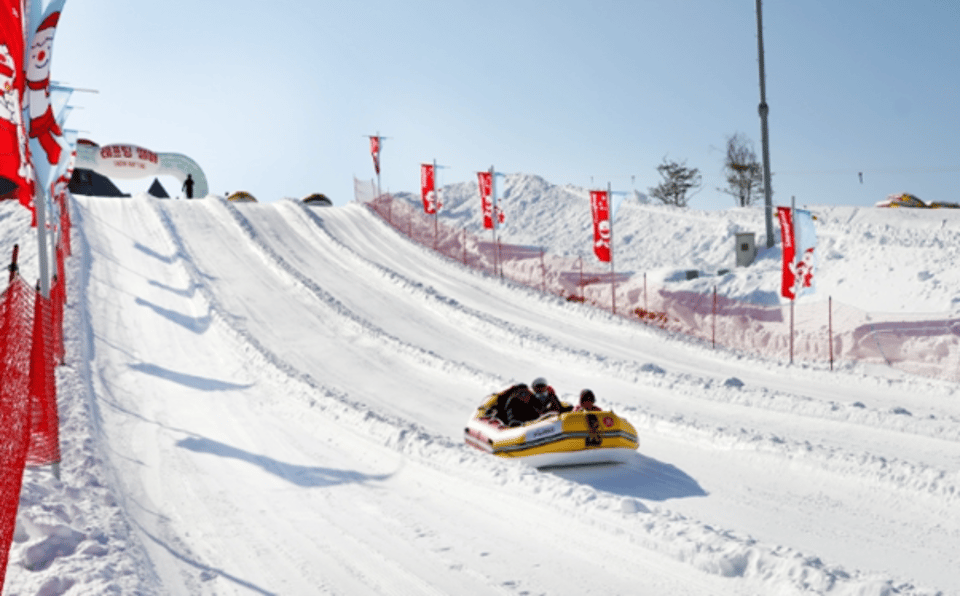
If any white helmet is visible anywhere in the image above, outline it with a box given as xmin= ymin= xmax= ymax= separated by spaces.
xmin=531 ymin=377 xmax=548 ymax=392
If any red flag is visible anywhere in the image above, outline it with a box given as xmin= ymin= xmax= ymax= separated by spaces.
xmin=590 ymin=190 xmax=611 ymax=262
xmin=777 ymin=207 xmax=795 ymax=298
xmin=369 ymin=136 xmax=380 ymax=175
xmin=477 ymin=170 xmax=493 ymax=229
xmin=0 ymin=0 xmax=32 ymax=212
xmin=421 ymin=163 xmax=437 ymax=214
xmin=778 ymin=206 xmax=817 ymax=299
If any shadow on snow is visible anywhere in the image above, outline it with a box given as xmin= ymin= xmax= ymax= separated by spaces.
xmin=176 ymin=436 xmax=395 ymax=488
xmin=128 ymin=362 xmax=254 ymax=392
xmin=546 ymin=452 xmax=707 ymax=502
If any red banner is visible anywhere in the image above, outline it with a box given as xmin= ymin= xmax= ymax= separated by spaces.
xmin=369 ymin=136 xmax=380 ymax=175
xmin=0 ymin=0 xmax=32 ymax=212
xmin=778 ymin=206 xmax=817 ymax=300
xmin=477 ymin=171 xmax=493 ymax=229
xmin=777 ymin=206 xmax=795 ymax=298
xmin=421 ymin=163 xmax=437 ymax=214
xmin=590 ymin=190 xmax=611 ymax=263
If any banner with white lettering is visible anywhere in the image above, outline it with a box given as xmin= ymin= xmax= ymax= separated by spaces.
xmin=369 ymin=136 xmax=380 ymax=175
xmin=589 ymin=190 xmax=611 ymax=263
xmin=477 ymin=170 xmax=493 ymax=229
xmin=95 ymin=144 xmax=161 ymax=179
xmin=777 ymin=206 xmax=817 ymax=299
xmin=420 ymin=163 xmax=438 ymax=214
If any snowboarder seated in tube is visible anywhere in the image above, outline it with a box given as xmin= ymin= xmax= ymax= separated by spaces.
xmin=493 ymin=377 xmax=572 ymax=427
xmin=574 ymin=389 xmax=602 ymax=412
xmin=530 ymin=377 xmax=572 ymax=415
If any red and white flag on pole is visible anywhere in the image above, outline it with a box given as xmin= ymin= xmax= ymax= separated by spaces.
xmin=369 ymin=136 xmax=380 ymax=175
xmin=0 ymin=0 xmax=32 ymax=212
xmin=777 ymin=206 xmax=817 ymax=299
xmin=477 ymin=170 xmax=493 ymax=229
xmin=590 ymin=190 xmax=611 ymax=263
xmin=420 ymin=163 xmax=437 ymax=214
xmin=25 ymin=2 xmax=67 ymax=169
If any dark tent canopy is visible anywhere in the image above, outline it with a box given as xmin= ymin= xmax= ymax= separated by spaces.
xmin=68 ymin=168 xmax=128 ymax=197
xmin=303 ymin=193 xmax=332 ymax=206
xmin=147 ymin=178 xmax=170 ymax=198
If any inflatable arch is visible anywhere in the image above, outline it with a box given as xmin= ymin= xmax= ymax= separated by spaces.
xmin=74 ymin=141 xmax=209 ymax=198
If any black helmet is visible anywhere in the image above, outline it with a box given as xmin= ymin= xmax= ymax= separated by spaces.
xmin=580 ymin=389 xmax=595 ymax=402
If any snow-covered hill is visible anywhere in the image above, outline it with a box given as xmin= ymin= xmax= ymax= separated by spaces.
xmin=405 ymin=173 xmax=960 ymax=314
xmin=3 ymin=179 xmax=959 ymax=595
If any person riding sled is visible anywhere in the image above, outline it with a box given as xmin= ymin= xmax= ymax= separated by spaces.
xmin=531 ymin=377 xmax=573 ymax=415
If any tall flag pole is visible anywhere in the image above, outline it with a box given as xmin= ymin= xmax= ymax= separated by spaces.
xmin=432 ymin=159 xmax=439 ymax=248
xmin=477 ymin=168 xmax=494 ymax=271
xmin=608 ymin=181 xmax=616 ymax=314
xmin=24 ymin=0 xmax=68 ymax=299
xmin=366 ymin=131 xmax=389 ymax=199
xmin=589 ymin=186 xmax=614 ymax=313
xmin=420 ymin=161 xmax=445 ymax=249
xmin=492 ymin=169 xmax=505 ymax=277
xmin=777 ymin=198 xmax=818 ymax=364
xmin=478 ymin=166 xmax=506 ymax=276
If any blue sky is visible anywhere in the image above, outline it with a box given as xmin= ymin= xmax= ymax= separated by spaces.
xmin=54 ymin=0 xmax=960 ymax=209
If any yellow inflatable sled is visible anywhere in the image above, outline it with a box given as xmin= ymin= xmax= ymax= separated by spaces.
xmin=464 ymin=390 xmax=639 ymax=468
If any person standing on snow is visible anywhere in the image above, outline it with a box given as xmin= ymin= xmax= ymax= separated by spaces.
xmin=182 ymin=174 xmax=194 ymax=199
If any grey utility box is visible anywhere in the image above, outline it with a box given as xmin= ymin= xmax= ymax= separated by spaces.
xmin=735 ymin=232 xmax=757 ymax=267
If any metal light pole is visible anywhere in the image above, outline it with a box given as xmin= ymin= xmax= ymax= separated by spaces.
xmin=756 ymin=0 xmax=775 ymax=248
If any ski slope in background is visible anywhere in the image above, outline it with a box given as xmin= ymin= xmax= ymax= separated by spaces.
xmin=4 ymin=190 xmax=960 ymax=595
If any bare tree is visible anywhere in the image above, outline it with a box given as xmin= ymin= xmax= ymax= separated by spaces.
xmin=648 ymin=157 xmax=701 ymax=208
xmin=720 ymin=133 xmax=764 ymax=207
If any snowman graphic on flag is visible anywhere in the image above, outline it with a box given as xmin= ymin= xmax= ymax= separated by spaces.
xmin=25 ymin=11 xmax=64 ymax=166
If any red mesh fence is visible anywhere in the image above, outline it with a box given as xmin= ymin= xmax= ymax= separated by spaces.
xmin=57 ymin=191 xmax=71 ymax=257
xmin=26 ymin=289 xmax=60 ymax=467
xmin=356 ymin=183 xmax=960 ymax=382
xmin=1 ymin=194 xmax=70 ymax=590
xmin=51 ymin=244 xmax=66 ymax=364
xmin=0 ymin=275 xmax=35 ymax=590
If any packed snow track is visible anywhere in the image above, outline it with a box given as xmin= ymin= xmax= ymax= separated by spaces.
xmin=70 ymin=195 xmax=960 ymax=595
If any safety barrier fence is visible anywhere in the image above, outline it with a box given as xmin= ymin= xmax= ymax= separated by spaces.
xmin=355 ymin=180 xmax=960 ymax=383
xmin=1 ymin=192 xmax=70 ymax=590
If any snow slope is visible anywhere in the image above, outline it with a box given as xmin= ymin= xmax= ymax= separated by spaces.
xmin=4 ymin=180 xmax=960 ymax=595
